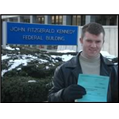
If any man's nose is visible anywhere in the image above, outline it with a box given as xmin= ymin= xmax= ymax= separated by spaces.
xmin=91 ymin=42 xmax=96 ymax=47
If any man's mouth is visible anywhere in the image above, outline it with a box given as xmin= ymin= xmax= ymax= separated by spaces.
xmin=89 ymin=49 xmax=96 ymax=52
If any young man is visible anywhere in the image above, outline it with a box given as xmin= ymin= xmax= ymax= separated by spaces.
xmin=48 ymin=22 xmax=118 ymax=102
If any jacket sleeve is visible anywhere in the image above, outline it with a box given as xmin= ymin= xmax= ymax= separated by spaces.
xmin=48 ymin=66 xmax=65 ymax=102
xmin=108 ymin=64 xmax=118 ymax=102
xmin=111 ymin=64 xmax=118 ymax=102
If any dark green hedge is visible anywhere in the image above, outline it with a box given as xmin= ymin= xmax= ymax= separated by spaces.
xmin=1 ymin=76 xmax=52 ymax=102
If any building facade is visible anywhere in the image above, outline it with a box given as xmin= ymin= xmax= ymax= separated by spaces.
xmin=2 ymin=15 xmax=118 ymax=56
xmin=2 ymin=15 xmax=117 ymax=25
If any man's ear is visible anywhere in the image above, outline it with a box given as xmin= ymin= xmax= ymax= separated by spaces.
xmin=103 ymin=40 xmax=105 ymax=44
xmin=80 ymin=38 xmax=83 ymax=44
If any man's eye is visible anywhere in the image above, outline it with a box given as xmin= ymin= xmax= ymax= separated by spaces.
xmin=87 ymin=40 xmax=92 ymax=43
xmin=96 ymin=41 xmax=101 ymax=43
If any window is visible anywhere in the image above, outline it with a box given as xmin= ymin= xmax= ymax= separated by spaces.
xmin=81 ymin=15 xmax=85 ymax=25
xmin=36 ymin=15 xmax=45 ymax=24
xmin=71 ymin=15 xmax=85 ymax=26
xmin=72 ymin=15 xmax=77 ymax=25
xmin=9 ymin=17 xmax=18 ymax=22
xmin=51 ymin=15 xmax=63 ymax=24
xmin=92 ymin=15 xmax=117 ymax=25
xmin=21 ymin=16 xmax=30 ymax=23
xmin=23 ymin=18 xmax=30 ymax=23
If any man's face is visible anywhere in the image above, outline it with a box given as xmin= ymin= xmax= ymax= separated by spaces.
xmin=80 ymin=31 xmax=104 ymax=59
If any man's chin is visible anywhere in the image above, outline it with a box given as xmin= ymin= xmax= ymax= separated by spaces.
xmin=88 ymin=54 xmax=99 ymax=59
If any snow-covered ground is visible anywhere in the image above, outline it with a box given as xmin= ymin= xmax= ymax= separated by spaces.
xmin=1 ymin=46 xmax=117 ymax=77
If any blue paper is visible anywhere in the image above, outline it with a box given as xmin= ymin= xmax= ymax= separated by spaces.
xmin=75 ymin=74 xmax=109 ymax=102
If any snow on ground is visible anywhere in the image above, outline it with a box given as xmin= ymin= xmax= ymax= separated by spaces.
xmin=57 ymin=49 xmax=76 ymax=53
xmin=5 ymin=45 xmax=20 ymax=51
xmin=46 ymin=66 xmax=50 ymax=69
xmin=39 ymin=59 xmax=48 ymax=63
xmin=100 ymin=51 xmax=116 ymax=59
xmin=1 ymin=54 xmax=49 ymax=77
xmin=1 ymin=58 xmax=28 ymax=77
xmin=8 ymin=59 xmax=28 ymax=70
xmin=2 ymin=55 xmax=10 ymax=60
xmin=16 ymin=48 xmax=20 ymax=50
xmin=28 ymin=80 xmax=36 ymax=83
xmin=61 ymin=54 xmax=74 ymax=61
xmin=1 ymin=70 xmax=8 ymax=77
xmin=6 ymin=46 xmax=15 ymax=50
xmin=1 ymin=53 xmax=74 ymax=77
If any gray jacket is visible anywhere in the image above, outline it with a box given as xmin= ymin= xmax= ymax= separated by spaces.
xmin=48 ymin=52 xmax=118 ymax=102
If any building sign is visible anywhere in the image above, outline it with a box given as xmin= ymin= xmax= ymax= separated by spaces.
xmin=6 ymin=22 xmax=78 ymax=45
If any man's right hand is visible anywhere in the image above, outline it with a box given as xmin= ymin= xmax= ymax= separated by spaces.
xmin=62 ymin=84 xmax=86 ymax=102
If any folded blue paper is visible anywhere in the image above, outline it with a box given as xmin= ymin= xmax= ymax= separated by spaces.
xmin=75 ymin=74 xmax=109 ymax=102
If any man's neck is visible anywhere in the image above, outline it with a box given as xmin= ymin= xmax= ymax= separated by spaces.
xmin=81 ymin=52 xmax=100 ymax=60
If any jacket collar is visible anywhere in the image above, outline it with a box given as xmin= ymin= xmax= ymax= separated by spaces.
xmin=100 ymin=54 xmax=114 ymax=76
xmin=65 ymin=51 xmax=114 ymax=79
xmin=65 ymin=51 xmax=82 ymax=80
